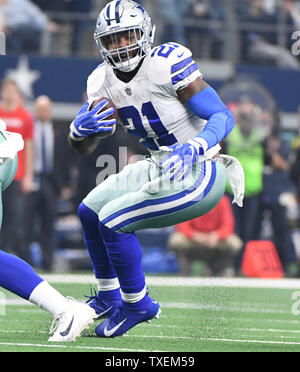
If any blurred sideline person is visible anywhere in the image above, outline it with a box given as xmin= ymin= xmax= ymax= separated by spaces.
xmin=290 ymin=105 xmax=300 ymax=199
xmin=68 ymin=0 xmax=244 ymax=338
xmin=238 ymin=0 xmax=300 ymax=69
xmin=0 ymin=119 xmax=97 ymax=342
xmin=0 ymin=78 xmax=34 ymax=257
xmin=256 ymin=128 xmax=297 ymax=273
xmin=225 ymin=97 xmax=265 ymax=269
xmin=168 ymin=195 xmax=242 ymax=276
xmin=157 ymin=0 xmax=193 ymax=46
xmin=0 ymin=0 xmax=57 ymax=54
xmin=23 ymin=96 xmax=57 ymax=271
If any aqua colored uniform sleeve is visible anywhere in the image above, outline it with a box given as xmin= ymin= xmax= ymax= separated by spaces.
xmin=186 ymin=86 xmax=234 ymax=149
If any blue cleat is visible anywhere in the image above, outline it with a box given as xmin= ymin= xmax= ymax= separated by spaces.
xmin=85 ymin=288 xmax=121 ymax=319
xmin=95 ymin=295 xmax=161 ymax=337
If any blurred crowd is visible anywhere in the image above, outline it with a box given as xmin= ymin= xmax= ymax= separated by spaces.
xmin=0 ymin=0 xmax=299 ymax=67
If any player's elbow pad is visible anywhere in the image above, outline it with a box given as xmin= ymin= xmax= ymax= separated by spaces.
xmin=186 ymin=86 xmax=234 ymax=148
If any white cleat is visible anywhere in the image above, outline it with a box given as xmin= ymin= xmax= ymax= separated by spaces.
xmin=155 ymin=308 xmax=161 ymax=319
xmin=48 ymin=297 xmax=97 ymax=342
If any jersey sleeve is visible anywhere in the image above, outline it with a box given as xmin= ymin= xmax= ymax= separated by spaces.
xmin=147 ymin=43 xmax=202 ymax=96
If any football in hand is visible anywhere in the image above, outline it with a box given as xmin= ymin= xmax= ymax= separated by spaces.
xmin=90 ymin=97 xmax=118 ymax=138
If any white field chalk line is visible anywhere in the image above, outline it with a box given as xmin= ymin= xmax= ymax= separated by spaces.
xmin=3 ymin=325 xmax=300 ymax=336
xmin=0 ymin=298 xmax=297 ymax=315
xmin=2 ymin=337 xmax=300 ymax=349
xmin=0 ymin=299 xmax=294 ymax=314
xmin=32 ymin=274 xmax=300 ymax=289
xmin=0 ymin=342 xmax=167 ymax=352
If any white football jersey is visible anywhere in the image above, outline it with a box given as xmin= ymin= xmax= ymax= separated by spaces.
xmin=87 ymin=42 xmax=206 ymax=153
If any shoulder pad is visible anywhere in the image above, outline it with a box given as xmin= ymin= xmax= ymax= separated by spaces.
xmin=87 ymin=62 xmax=107 ymax=98
xmin=147 ymin=43 xmax=194 ymax=85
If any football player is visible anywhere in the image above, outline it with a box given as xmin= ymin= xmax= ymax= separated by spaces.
xmin=69 ymin=0 xmax=244 ymax=338
xmin=0 ymin=119 xmax=97 ymax=342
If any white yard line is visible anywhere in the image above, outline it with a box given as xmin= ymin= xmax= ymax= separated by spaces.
xmin=37 ymin=274 xmax=300 ymax=289
xmin=5 ymin=327 xmax=300 ymax=336
xmin=0 ymin=299 xmax=293 ymax=315
xmin=2 ymin=337 xmax=300 ymax=350
xmin=196 ymin=338 xmax=300 ymax=346
xmin=160 ymin=302 xmax=292 ymax=314
xmin=0 ymin=342 xmax=167 ymax=352
xmin=0 ymin=298 xmax=295 ymax=316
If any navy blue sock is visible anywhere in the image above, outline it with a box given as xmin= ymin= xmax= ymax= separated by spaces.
xmin=0 ymin=250 xmax=43 ymax=300
xmin=98 ymin=221 xmax=146 ymax=297
xmin=78 ymin=202 xmax=117 ymax=280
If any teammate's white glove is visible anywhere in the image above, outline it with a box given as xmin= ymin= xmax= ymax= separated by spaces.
xmin=160 ymin=138 xmax=206 ymax=181
xmin=70 ymin=99 xmax=116 ymax=140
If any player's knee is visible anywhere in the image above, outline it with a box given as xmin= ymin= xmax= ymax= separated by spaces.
xmin=78 ymin=202 xmax=87 ymax=220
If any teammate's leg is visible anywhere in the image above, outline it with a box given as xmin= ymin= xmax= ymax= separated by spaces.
xmin=0 ymin=250 xmax=66 ymax=312
xmin=0 ymin=144 xmax=96 ymax=342
xmin=0 ymin=250 xmax=97 ymax=342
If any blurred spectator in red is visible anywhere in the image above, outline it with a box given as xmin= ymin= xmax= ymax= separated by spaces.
xmin=0 ymin=78 xmax=34 ymax=256
xmin=167 ymin=195 xmax=242 ymax=276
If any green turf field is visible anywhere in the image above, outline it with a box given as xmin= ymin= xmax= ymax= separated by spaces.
xmin=1 ymin=275 xmax=300 ymax=352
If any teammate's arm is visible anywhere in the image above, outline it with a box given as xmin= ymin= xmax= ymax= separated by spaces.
xmin=22 ymin=139 xmax=34 ymax=193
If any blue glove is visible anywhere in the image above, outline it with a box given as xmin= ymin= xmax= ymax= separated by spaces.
xmin=70 ymin=99 xmax=116 ymax=140
xmin=160 ymin=138 xmax=206 ymax=181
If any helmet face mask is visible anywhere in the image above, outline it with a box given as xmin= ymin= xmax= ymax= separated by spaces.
xmin=94 ymin=0 xmax=155 ymax=72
